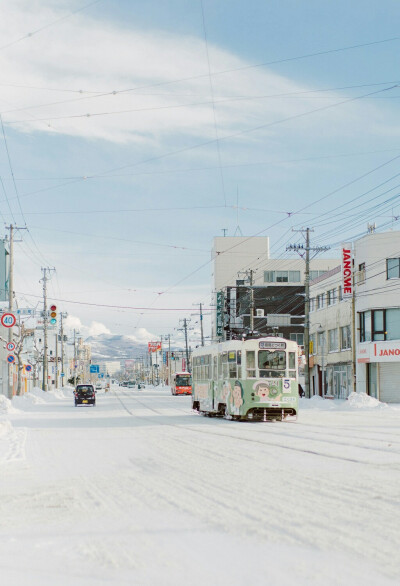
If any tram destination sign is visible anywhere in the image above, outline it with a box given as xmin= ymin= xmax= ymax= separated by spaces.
xmin=259 ymin=341 xmax=286 ymax=349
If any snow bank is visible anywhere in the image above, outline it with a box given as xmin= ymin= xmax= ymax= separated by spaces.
xmin=12 ymin=386 xmax=70 ymax=409
xmin=299 ymin=395 xmax=336 ymax=410
xmin=345 ymin=392 xmax=388 ymax=410
xmin=300 ymin=392 xmax=392 ymax=411
xmin=0 ymin=395 xmax=19 ymax=414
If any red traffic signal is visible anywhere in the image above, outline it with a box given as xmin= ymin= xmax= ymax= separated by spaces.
xmin=50 ymin=304 xmax=57 ymax=324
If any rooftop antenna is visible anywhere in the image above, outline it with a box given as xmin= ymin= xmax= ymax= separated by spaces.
xmin=233 ymin=185 xmax=243 ymax=236
xmin=221 ymin=228 xmax=228 ymax=237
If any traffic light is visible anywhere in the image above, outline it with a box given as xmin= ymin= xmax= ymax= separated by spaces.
xmin=50 ymin=304 xmax=57 ymax=325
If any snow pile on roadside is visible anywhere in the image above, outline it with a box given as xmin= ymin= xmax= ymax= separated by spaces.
xmin=299 ymin=395 xmax=336 ymax=410
xmin=12 ymin=392 xmax=46 ymax=407
xmin=0 ymin=395 xmax=19 ymax=414
xmin=30 ymin=387 xmax=69 ymax=401
xmin=345 ymin=392 xmax=388 ymax=410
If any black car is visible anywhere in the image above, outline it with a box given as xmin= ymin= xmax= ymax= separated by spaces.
xmin=74 ymin=384 xmax=96 ymax=407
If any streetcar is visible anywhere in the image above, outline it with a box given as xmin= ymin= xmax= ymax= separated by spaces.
xmin=191 ymin=336 xmax=299 ymax=421
xmin=171 ymin=372 xmax=192 ymax=395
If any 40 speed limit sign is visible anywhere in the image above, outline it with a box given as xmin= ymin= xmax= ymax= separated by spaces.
xmin=1 ymin=313 xmax=16 ymax=328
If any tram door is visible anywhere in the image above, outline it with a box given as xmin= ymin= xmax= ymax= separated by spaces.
xmin=212 ymin=356 xmax=217 ymax=409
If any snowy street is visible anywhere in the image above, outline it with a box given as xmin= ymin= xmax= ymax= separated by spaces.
xmin=1 ymin=387 xmax=399 ymax=585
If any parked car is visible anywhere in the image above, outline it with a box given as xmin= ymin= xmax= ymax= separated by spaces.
xmin=127 ymin=381 xmax=135 ymax=388
xmin=74 ymin=384 xmax=96 ymax=407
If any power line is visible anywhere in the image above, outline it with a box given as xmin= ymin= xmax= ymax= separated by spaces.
xmin=0 ymin=0 xmax=103 ymax=52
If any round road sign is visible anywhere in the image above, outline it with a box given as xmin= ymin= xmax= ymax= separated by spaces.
xmin=7 ymin=354 xmax=15 ymax=364
xmin=25 ymin=364 xmax=32 ymax=372
xmin=6 ymin=342 xmax=15 ymax=351
xmin=1 ymin=313 xmax=16 ymax=328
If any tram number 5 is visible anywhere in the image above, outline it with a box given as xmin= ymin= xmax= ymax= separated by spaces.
xmin=283 ymin=378 xmax=291 ymax=393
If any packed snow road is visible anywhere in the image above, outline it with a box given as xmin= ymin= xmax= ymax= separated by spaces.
xmin=1 ymin=386 xmax=399 ymax=585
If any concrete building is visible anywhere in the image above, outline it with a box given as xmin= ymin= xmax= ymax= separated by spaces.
xmin=309 ymin=266 xmax=353 ymax=398
xmin=355 ymin=230 xmax=400 ymax=402
xmin=211 ymin=235 xmax=339 ymax=341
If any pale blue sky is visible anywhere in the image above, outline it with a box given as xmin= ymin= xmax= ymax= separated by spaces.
xmin=0 ymin=0 xmax=399 ymax=343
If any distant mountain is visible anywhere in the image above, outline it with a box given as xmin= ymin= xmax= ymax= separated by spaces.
xmin=85 ymin=333 xmax=148 ymax=362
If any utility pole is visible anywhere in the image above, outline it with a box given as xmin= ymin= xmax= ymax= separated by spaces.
xmin=73 ymin=328 xmax=77 ymax=385
xmin=178 ymin=318 xmax=192 ymax=373
xmin=60 ymin=312 xmax=67 ymax=385
xmin=40 ymin=267 xmax=55 ymax=391
xmin=5 ymin=224 xmax=25 ymax=398
xmin=200 ymin=303 xmax=204 ymax=346
xmin=287 ymin=228 xmax=329 ymax=399
xmin=55 ymin=329 xmax=58 ymax=389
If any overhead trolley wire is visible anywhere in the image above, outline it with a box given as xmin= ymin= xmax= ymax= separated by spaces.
xmin=0 ymin=0 xmax=103 ymax=52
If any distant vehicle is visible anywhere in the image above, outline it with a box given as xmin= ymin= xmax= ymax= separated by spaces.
xmin=127 ymin=381 xmax=135 ymax=388
xmin=95 ymin=383 xmax=102 ymax=391
xmin=121 ymin=381 xmax=129 ymax=387
xmin=74 ymin=384 xmax=96 ymax=407
xmin=171 ymin=372 xmax=192 ymax=396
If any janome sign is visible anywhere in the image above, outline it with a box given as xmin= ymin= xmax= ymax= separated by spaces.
xmin=358 ymin=341 xmax=400 ymax=363
xmin=341 ymin=243 xmax=353 ymax=298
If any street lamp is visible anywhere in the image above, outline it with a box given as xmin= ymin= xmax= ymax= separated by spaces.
xmin=317 ymin=325 xmax=325 ymax=397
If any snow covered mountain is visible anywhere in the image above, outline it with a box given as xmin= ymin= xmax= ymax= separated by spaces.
xmin=85 ymin=334 xmax=148 ymax=361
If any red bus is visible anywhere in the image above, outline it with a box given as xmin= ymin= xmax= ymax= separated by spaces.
xmin=171 ymin=372 xmax=192 ymax=395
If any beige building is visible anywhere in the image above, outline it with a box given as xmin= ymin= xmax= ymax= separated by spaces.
xmin=309 ymin=266 xmax=353 ymax=398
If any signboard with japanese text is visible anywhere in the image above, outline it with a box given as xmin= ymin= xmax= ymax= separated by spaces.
xmin=341 ymin=243 xmax=353 ymax=298
xmin=216 ymin=291 xmax=224 ymax=339
xmin=148 ymin=341 xmax=162 ymax=352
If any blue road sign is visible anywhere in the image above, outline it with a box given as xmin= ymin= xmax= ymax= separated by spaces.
xmin=7 ymin=354 xmax=15 ymax=364
xmin=90 ymin=365 xmax=100 ymax=373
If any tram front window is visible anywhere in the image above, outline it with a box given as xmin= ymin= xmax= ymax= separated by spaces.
xmin=258 ymin=350 xmax=286 ymax=378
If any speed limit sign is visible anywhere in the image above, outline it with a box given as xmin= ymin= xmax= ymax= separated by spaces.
xmin=6 ymin=342 xmax=15 ymax=351
xmin=1 ymin=313 xmax=16 ymax=328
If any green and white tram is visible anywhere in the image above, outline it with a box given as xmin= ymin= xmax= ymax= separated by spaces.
xmin=192 ymin=336 xmax=299 ymax=421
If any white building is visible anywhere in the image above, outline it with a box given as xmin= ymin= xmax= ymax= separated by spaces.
xmin=309 ymin=266 xmax=353 ymax=398
xmin=211 ymin=235 xmax=339 ymax=341
xmin=355 ymin=231 xmax=400 ymax=402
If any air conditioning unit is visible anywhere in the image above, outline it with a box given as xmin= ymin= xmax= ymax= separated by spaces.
xmin=255 ymin=308 xmax=264 ymax=317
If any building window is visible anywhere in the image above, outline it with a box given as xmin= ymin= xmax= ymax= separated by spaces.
xmin=386 ymin=308 xmax=400 ymax=340
xmin=373 ymin=310 xmax=385 ymax=341
xmin=328 ymin=329 xmax=338 ymax=352
xmin=362 ymin=308 xmax=400 ymax=341
xmin=289 ymin=271 xmax=301 ymax=282
xmin=264 ymin=271 xmax=275 ymax=282
xmin=358 ymin=262 xmax=366 ymax=284
xmin=276 ymin=271 xmax=289 ymax=282
xmin=387 ymin=258 xmax=400 ymax=279
xmin=316 ymin=293 xmax=325 ymax=309
xmin=360 ymin=311 xmax=371 ymax=342
xmin=317 ymin=330 xmax=325 ymax=353
xmin=310 ymin=270 xmax=328 ymax=281
xmin=340 ymin=325 xmax=351 ymax=350
xmin=338 ymin=285 xmax=343 ymax=301
xmin=264 ymin=270 xmax=301 ymax=283
xmin=309 ymin=297 xmax=316 ymax=312
xmin=327 ymin=288 xmax=337 ymax=306
xmin=290 ymin=333 xmax=304 ymax=346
